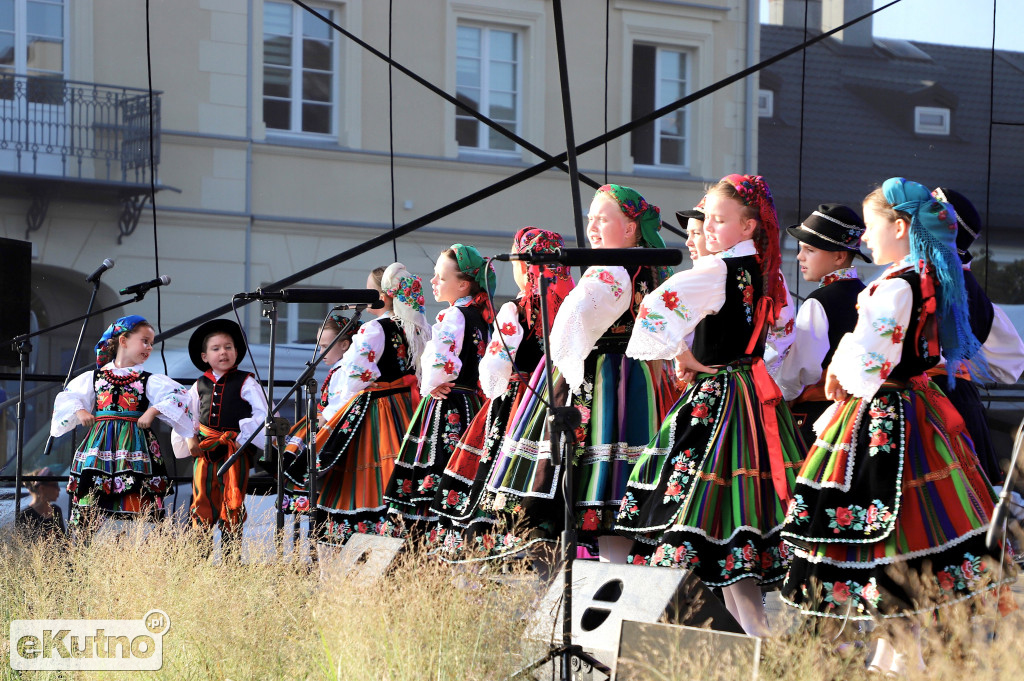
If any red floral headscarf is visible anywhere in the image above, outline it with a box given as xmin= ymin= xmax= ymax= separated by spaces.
xmin=717 ymin=174 xmax=786 ymax=314
xmin=513 ymin=227 xmax=575 ymax=337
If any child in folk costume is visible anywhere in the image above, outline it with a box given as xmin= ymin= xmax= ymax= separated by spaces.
xmin=776 ymin=204 xmax=870 ymax=447
xmin=485 ymin=184 xmax=673 ymax=562
xmin=928 ymin=187 xmax=1024 ymax=485
xmin=428 ymin=228 xmax=574 ymax=558
xmin=615 ymin=174 xmax=805 ymax=636
xmin=382 ymin=245 xmax=494 ymax=538
xmin=172 ymin=320 xmax=267 ymax=555
xmin=780 ymin=179 xmax=1014 ymax=675
xmin=303 ymin=263 xmax=430 ymax=546
xmin=280 ymin=312 xmax=360 ymax=516
xmin=51 ymin=315 xmax=195 ymax=528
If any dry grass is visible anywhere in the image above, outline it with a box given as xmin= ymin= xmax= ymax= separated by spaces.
xmin=0 ymin=522 xmax=1021 ymax=680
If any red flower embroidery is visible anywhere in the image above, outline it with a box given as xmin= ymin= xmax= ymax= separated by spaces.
xmin=638 ymin=305 xmax=651 ymax=319
xmin=366 ymin=350 xmax=376 ymax=362
xmin=879 ymin=361 xmax=892 ymax=379
xmin=96 ymin=392 xmax=112 ymax=410
xmin=937 ymin=570 xmax=954 ymax=591
xmin=891 ymin=326 xmax=904 ymax=344
xmin=396 ymin=346 xmax=407 ymax=358
xmin=581 ymin=509 xmax=600 ymax=531
xmin=761 ymin=552 xmax=773 ymax=570
xmin=784 ymin=319 xmax=795 ymax=335
xmin=742 ymin=544 xmax=755 ymax=561
xmin=724 ymin=554 xmax=735 ymax=571
xmin=359 ymin=370 xmax=374 ymax=382
xmin=742 ymin=286 xmax=754 ymax=305
xmin=597 ymin=271 xmax=615 ymax=285
xmin=421 ymin=475 xmax=436 ymax=490
xmin=869 ymin=431 xmax=889 ymax=448
xmin=447 ymin=413 xmax=461 ymax=425
xmin=482 ymin=534 xmax=495 ymax=550
xmin=446 ymin=490 xmax=459 ymax=506
xmin=630 ymin=554 xmax=647 ymax=565
xmin=401 ymin=479 xmax=412 ymax=494
xmin=835 ymin=507 xmax=853 ymax=527
xmin=691 ymin=403 xmax=709 ymax=419
xmin=661 ymin=290 xmax=680 ymax=311
xmin=443 ymin=360 xmax=456 ymax=375
xmin=831 ymin=581 xmax=850 ymax=603
xmin=665 ymin=482 xmax=682 ymax=497
xmin=500 ymin=322 xmax=517 ymax=336
xmin=962 ymin=560 xmax=975 ymax=580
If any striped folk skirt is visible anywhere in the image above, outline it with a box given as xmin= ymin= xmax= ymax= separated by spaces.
xmin=382 ymin=386 xmax=481 ymax=538
xmin=283 ymin=378 xmax=417 ymax=545
xmin=615 ymin=361 xmax=806 ymax=587
xmin=67 ymin=411 xmax=171 ymax=525
xmin=780 ymin=376 xmax=1015 ymax=620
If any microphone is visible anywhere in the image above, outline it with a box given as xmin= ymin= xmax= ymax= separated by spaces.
xmin=234 ymin=288 xmax=382 ymax=305
xmin=85 ymin=258 xmax=115 ymax=284
xmin=119 ymin=275 xmax=171 ymax=296
xmin=494 ymin=247 xmax=683 ymax=268
xmin=333 ymin=299 xmax=386 ymax=311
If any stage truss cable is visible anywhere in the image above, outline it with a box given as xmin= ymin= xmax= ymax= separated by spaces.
xmin=145 ymin=0 xmax=167 ymax=374
xmin=388 ymin=0 xmax=398 ymax=262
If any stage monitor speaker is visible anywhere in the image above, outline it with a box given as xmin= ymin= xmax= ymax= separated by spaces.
xmin=332 ymin=533 xmax=405 ymax=582
xmin=0 ymin=237 xmax=31 ymax=366
xmin=524 ymin=561 xmax=742 ymax=671
xmin=614 ymin=620 xmax=760 ymax=681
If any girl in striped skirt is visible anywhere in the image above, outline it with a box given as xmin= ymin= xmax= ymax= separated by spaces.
xmin=615 ymin=174 xmax=806 ymax=636
xmin=780 ymin=178 xmax=1015 ymax=675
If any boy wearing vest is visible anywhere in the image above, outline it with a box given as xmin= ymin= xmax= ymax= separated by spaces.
xmin=180 ymin=319 xmax=268 ymax=557
xmin=776 ymin=204 xmax=871 ymax=445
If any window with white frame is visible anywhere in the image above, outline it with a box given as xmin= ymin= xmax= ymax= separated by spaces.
xmin=263 ymin=1 xmax=336 ymax=135
xmin=0 ymin=0 xmax=65 ymax=99
xmin=631 ymin=44 xmax=689 ymax=168
xmin=758 ymin=89 xmax=774 ymax=118
xmin=914 ymin=106 xmax=950 ymax=136
xmin=455 ymin=24 xmax=520 ymax=152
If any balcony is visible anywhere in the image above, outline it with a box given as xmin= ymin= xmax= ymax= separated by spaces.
xmin=0 ymin=75 xmax=177 ymax=241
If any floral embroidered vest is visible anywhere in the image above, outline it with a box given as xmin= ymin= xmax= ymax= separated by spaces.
xmin=376 ymin=317 xmax=416 ymax=382
xmin=595 ymin=265 xmax=657 ymax=354
xmin=454 ymin=304 xmax=490 ymax=389
xmin=886 ymin=271 xmax=940 ymax=382
xmin=94 ymin=370 xmax=151 ymax=415
xmin=196 ymin=369 xmax=253 ymax=431
xmin=691 ymin=255 xmax=765 ymax=365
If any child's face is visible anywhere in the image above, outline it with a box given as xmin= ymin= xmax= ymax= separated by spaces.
xmin=512 ymin=247 xmax=529 ymax=292
xmin=586 ymin=194 xmax=637 ymax=249
xmin=796 ymin=243 xmax=846 ymax=282
xmin=318 ymin=329 xmax=349 ymax=365
xmin=431 ymin=254 xmax=471 ymax=305
xmin=201 ymin=332 xmax=238 ymax=374
xmin=117 ymin=326 xmax=155 ymax=367
xmin=862 ymin=205 xmax=910 ymax=266
xmin=685 ymin=219 xmax=709 ymax=260
xmin=702 ymin=194 xmax=757 ymax=253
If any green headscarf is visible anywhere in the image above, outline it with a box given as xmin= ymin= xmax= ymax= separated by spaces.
xmin=450 ymin=243 xmax=496 ymax=298
xmin=595 ymin=184 xmax=666 ymax=249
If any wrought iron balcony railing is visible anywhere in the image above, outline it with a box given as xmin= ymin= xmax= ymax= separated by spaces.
xmin=0 ymin=74 xmax=160 ymax=183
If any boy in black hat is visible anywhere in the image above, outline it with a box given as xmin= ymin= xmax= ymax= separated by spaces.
xmin=676 ymin=196 xmax=710 ymax=263
xmin=777 ymin=204 xmax=871 ymax=444
xmin=928 ymin=187 xmax=1024 ymax=484
xmin=177 ymin=318 xmax=268 ymax=557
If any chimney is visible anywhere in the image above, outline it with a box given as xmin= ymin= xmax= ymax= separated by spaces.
xmin=767 ymin=0 xmax=822 ymax=29
xmin=821 ymin=0 xmax=873 ymax=47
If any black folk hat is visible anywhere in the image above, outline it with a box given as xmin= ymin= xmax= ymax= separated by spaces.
xmin=932 ymin=187 xmax=981 ymax=264
xmin=189 ymin=318 xmax=248 ymax=371
xmin=674 ymin=196 xmax=707 ymax=235
xmin=787 ymin=203 xmax=871 ymax=263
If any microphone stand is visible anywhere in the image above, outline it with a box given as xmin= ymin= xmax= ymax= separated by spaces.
xmin=512 ymin=264 xmax=608 ymax=681
xmin=3 ymin=291 xmax=151 ymax=520
xmin=215 ymin=302 xmax=364 ymax=547
xmin=41 ymin=275 xmax=104 ymax=458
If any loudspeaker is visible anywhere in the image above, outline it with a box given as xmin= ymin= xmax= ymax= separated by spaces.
xmin=524 ymin=562 xmax=742 ymax=670
xmin=615 ymin=620 xmax=760 ymax=681
xmin=332 ymin=533 xmax=405 ymax=582
xmin=0 ymin=237 xmax=31 ymax=365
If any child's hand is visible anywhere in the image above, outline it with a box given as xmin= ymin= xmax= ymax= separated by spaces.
xmin=317 ymin=413 xmax=327 ymax=428
xmin=186 ymin=437 xmax=202 ymax=459
xmin=77 ymin=410 xmax=95 ymax=427
xmin=824 ymin=368 xmax=849 ymax=402
xmin=673 ymin=350 xmax=715 ymax=386
xmin=137 ymin=407 xmax=159 ymax=429
xmin=430 ymin=382 xmax=455 ymax=400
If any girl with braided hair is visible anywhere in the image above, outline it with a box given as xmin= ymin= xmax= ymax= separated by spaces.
xmin=780 ymin=178 xmax=1014 ymax=674
xmin=615 ymin=174 xmax=806 ymax=636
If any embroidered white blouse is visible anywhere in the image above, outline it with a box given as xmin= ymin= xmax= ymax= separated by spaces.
xmin=419 ymin=296 xmax=472 ymax=396
xmin=51 ymin=363 xmax=196 ymax=439
xmin=549 ymin=265 xmax=634 ymax=392
xmin=328 ymin=317 xmax=397 ymax=412
xmin=479 ymin=300 xmax=526 ymax=400
xmin=625 ymin=240 xmax=761 ymax=362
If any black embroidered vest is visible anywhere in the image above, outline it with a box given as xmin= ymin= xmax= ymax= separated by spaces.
xmin=454 ymin=304 xmax=490 ymax=389
xmin=805 ymin=277 xmax=865 ymax=371
xmin=514 ymin=297 xmax=545 ymax=375
xmin=375 ymin=317 xmax=416 ymax=383
xmin=962 ymin=269 xmax=994 ymax=345
xmin=94 ymin=370 xmax=151 ymax=414
xmin=196 ymin=369 xmax=253 ymax=431
xmin=692 ymin=255 xmax=765 ymax=365
xmin=888 ymin=271 xmax=940 ymax=382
